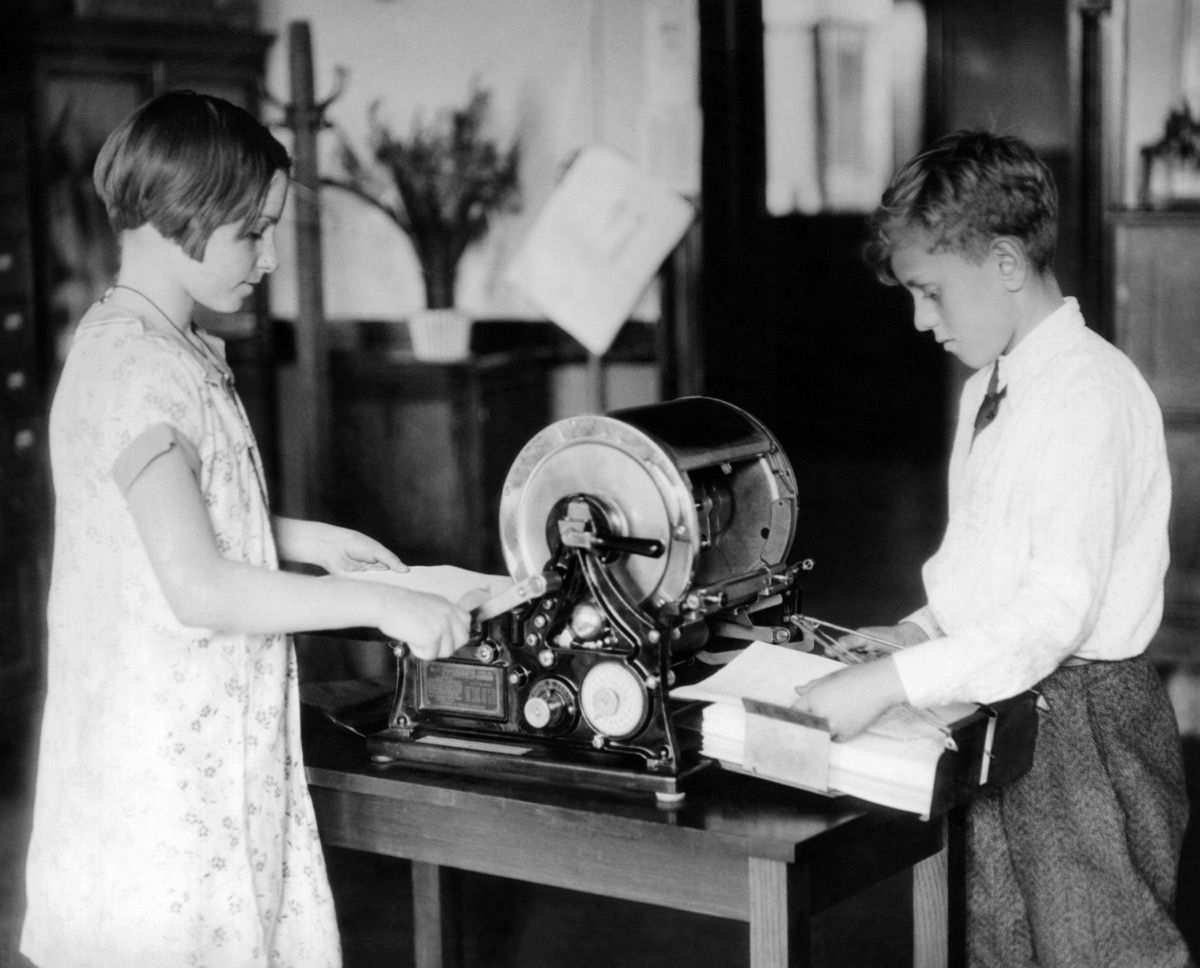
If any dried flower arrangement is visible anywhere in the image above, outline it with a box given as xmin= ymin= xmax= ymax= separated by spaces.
xmin=326 ymin=82 xmax=521 ymax=310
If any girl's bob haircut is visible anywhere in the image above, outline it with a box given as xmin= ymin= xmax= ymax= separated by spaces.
xmin=93 ymin=89 xmax=291 ymax=261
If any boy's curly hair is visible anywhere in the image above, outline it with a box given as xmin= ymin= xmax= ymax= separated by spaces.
xmin=864 ymin=130 xmax=1058 ymax=284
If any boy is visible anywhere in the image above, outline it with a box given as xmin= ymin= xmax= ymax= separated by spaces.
xmin=793 ymin=131 xmax=1192 ymax=966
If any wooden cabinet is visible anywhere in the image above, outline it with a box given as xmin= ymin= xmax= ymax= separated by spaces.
xmin=0 ymin=75 xmax=50 ymax=762
xmin=326 ymin=332 xmax=558 ymax=575
xmin=0 ymin=16 xmax=276 ymax=754
xmin=21 ymin=18 xmax=279 ymax=479
xmin=1111 ymin=210 xmax=1200 ymax=664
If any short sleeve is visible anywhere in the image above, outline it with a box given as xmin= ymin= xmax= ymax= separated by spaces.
xmin=60 ymin=323 xmax=207 ymax=496
xmin=111 ymin=422 xmax=203 ymax=494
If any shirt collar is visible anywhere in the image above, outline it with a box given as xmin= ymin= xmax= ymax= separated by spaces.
xmin=88 ymin=298 xmax=234 ymax=388
xmin=993 ymin=297 xmax=1083 ymax=390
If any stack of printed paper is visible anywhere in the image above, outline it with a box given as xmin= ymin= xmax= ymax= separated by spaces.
xmin=672 ymin=642 xmax=977 ymax=817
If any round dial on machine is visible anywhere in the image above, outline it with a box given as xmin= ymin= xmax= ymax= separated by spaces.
xmin=580 ymin=662 xmax=649 ymax=739
xmin=523 ymin=678 xmax=576 ymax=732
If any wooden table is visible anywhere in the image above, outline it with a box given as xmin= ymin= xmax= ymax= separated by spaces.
xmin=304 ymin=717 xmax=949 ymax=968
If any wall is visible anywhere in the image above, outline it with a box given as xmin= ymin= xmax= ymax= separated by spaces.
xmin=259 ymin=0 xmax=698 ymax=321
xmin=1121 ymin=0 xmax=1198 ymax=205
xmin=257 ymin=0 xmax=697 ymax=515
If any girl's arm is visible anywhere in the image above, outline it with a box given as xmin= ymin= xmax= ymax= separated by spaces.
xmin=272 ymin=515 xmax=406 ymax=574
xmin=123 ymin=447 xmax=469 ymax=658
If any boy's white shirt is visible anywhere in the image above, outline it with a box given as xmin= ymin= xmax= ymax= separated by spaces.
xmin=894 ymin=298 xmax=1171 ymax=708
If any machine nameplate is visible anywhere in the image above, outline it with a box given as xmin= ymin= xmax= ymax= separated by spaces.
xmin=420 ymin=662 xmax=507 ymax=719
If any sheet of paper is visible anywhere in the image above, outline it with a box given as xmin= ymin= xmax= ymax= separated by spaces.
xmin=503 ymin=144 xmax=695 ymax=357
xmin=671 ymin=642 xmax=843 ymax=706
xmin=743 ymin=701 xmax=833 ymax=791
xmin=673 ymin=641 xmax=971 ymax=743
xmin=337 ymin=565 xmax=513 ymax=605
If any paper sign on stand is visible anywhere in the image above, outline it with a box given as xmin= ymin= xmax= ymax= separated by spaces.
xmin=503 ymin=145 xmax=695 ymax=358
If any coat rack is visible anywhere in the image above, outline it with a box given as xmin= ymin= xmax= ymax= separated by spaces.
xmin=266 ymin=20 xmax=345 ymax=520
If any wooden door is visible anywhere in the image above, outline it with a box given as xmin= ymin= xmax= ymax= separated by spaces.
xmin=1111 ymin=211 xmax=1200 ymax=662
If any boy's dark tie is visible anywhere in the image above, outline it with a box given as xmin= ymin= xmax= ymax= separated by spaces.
xmin=973 ymin=362 xmax=1006 ymax=440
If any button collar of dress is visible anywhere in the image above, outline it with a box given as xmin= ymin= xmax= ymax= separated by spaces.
xmin=97 ymin=290 xmax=233 ymax=388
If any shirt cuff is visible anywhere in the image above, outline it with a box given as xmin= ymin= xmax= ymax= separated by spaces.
xmin=891 ymin=641 xmax=962 ymax=708
xmin=111 ymin=422 xmax=201 ymax=494
xmin=901 ymin=605 xmax=942 ymax=641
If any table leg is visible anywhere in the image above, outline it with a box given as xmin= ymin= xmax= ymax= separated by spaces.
xmin=912 ymin=818 xmax=949 ymax=968
xmin=749 ymin=856 xmax=809 ymax=968
xmin=412 ymin=861 xmax=459 ymax=968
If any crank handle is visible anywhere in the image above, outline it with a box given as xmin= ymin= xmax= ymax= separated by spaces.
xmin=561 ymin=531 xmax=665 ymax=558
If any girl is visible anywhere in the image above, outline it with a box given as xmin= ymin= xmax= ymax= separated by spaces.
xmin=20 ymin=90 xmax=472 ymax=967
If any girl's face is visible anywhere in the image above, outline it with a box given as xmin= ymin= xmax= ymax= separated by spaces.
xmin=182 ymin=170 xmax=289 ymax=314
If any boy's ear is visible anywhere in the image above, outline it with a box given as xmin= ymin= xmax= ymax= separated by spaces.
xmin=991 ymin=237 xmax=1027 ymax=291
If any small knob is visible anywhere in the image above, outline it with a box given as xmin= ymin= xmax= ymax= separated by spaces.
xmin=590 ymin=686 xmax=619 ymax=719
xmin=523 ymin=694 xmax=565 ymax=729
xmin=569 ymin=602 xmax=606 ymax=641
xmin=523 ymin=679 xmax=575 ymax=731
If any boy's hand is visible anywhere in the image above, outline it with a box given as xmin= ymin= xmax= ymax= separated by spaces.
xmin=375 ymin=587 xmax=472 ymax=660
xmin=839 ymin=620 xmax=929 ymax=657
xmin=793 ymin=657 xmax=907 ymax=740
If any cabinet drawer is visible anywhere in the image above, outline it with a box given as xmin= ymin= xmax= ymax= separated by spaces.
xmin=0 ymin=551 xmax=41 ymax=681
xmin=3 ymin=367 xmax=36 ymax=415
xmin=0 ymin=186 xmax=31 ymax=233
xmin=0 ymin=111 xmax=29 ymax=170
xmin=3 ymin=420 xmax=42 ymax=478
xmin=0 ymin=236 xmax=32 ymax=297
xmin=0 ymin=303 xmax=36 ymax=366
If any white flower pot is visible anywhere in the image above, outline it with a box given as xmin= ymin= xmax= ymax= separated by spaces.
xmin=407 ymin=308 xmax=473 ymax=362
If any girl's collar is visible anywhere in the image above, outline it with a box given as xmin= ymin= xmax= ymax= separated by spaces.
xmin=95 ymin=292 xmax=233 ymax=388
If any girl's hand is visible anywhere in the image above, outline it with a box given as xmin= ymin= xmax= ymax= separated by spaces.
xmin=839 ymin=620 xmax=929 ymax=658
xmin=375 ymin=587 xmax=472 ymax=660
xmin=792 ymin=657 xmax=907 ymax=741
xmin=323 ymin=528 xmax=406 ymax=575
xmin=274 ymin=516 xmax=406 ymax=574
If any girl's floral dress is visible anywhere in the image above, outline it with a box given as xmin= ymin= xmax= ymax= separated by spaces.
xmin=21 ymin=303 xmax=342 ymax=968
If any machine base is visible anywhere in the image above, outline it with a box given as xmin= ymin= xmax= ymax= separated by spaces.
xmin=366 ymin=727 xmax=712 ymax=806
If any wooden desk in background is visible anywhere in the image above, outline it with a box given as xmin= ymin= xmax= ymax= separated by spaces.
xmin=323 ymin=319 xmax=661 ymax=575
xmin=304 ymin=721 xmax=950 ymax=968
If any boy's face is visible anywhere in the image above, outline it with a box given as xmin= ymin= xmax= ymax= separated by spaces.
xmin=889 ymin=232 xmax=1016 ymax=370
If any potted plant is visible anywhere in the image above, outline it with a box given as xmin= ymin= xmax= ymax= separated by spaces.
xmin=327 ymin=81 xmax=521 ymax=359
